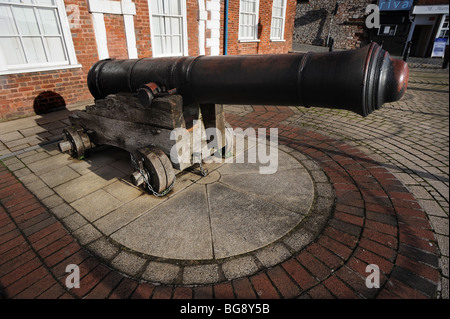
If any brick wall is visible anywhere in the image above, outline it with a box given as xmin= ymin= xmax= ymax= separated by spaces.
xmin=0 ymin=0 xmax=97 ymax=121
xmin=226 ymin=0 xmax=296 ymax=55
xmin=1 ymin=0 xmax=298 ymax=120
xmin=134 ymin=0 xmax=153 ymax=58
xmin=104 ymin=14 xmax=129 ymax=59
xmin=293 ymin=0 xmax=373 ymax=50
xmin=187 ymin=0 xmax=200 ymax=56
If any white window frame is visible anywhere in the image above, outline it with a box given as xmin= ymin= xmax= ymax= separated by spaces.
xmin=238 ymin=0 xmax=260 ymax=42
xmin=0 ymin=0 xmax=80 ymax=75
xmin=437 ymin=14 xmax=449 ymax=40
xmin=148 ymin=0 xmax=188 ymax=57
xmin=270 ymin=0 xmax=287 ymax=41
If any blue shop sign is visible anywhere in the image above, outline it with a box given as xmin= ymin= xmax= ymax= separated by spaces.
xmin=379 ymin=0 xmax=413 ymax=11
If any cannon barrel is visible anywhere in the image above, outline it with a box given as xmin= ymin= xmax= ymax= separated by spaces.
xmin=87 ymin=42 xmax=408 ymax=117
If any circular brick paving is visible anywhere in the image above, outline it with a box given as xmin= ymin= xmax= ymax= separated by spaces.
xmin=89 ymin=144 xmax=334 ymax=285
xmin=0 ymin=107 xmax=442 ymax=299
xmin=108 ymin=147 xmax=316 ymax=262
xmin=223 ymin=107 xmax=441 ymax=299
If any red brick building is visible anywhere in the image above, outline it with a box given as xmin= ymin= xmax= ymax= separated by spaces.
xmin=0 ymin=0 xmax=296 ymax=120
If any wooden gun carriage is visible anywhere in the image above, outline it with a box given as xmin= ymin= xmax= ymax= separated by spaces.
xmin=59 ymin=42 xmax=408 ymax=196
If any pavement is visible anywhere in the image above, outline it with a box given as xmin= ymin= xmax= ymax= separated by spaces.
xmin=0 ymin=46 xmax=448 ymax=300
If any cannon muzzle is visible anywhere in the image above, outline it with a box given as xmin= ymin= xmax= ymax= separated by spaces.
xmin=87 ymin=42 xmax=408 ymax=117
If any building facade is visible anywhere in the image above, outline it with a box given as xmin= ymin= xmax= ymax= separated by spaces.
xmin=369 ymin=0 xmax=448 ymax=57
xmin=407 ymin=0 xmax=448 ymax=58
xmin=293 ymin=0 xmax=449 ymax=57
xmin=0 ymin=0 xmax=296 ymax=120
xmin=293 ymin=0 xmax=372 ymax=50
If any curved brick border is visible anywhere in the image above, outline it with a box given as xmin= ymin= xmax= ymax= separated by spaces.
xmin=0 ymin=107 xmax=441 ymax=299
xmin=225 ymin=107 xmax=441 ymax=299
xmin=77 ymin=146 xmax=335 ymax=286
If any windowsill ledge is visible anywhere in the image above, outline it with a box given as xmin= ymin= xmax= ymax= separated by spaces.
xmin=0 ymin=64 xmax=83 ymax=76
xmin=238 ymin=39 xmax=260 ymax=43
xmin=270 ymin=39 xmax=286 ymax=42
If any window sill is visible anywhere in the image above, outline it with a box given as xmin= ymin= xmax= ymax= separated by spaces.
xmin=238 ymin=39 xmax=260 ymax=43
xmin=151 ymin=53 xmax=184 ymax=58
xmin=270 ymin=39 xmax=286 ymax=42
xmin=0 ymin=64 xmax=83 ymax=76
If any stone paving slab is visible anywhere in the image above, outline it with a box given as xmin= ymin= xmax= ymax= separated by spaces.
xmin=1 ymin=116 xmax=441 ymax=299
xmin=113 ymin=183 xmax=214 ymax=260
xmin=0 ymin=65 xmax=448 ymax=300
xmin=5 ymin=132 xmax=319 ymax=271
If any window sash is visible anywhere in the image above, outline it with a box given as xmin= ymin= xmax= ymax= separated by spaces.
xmin=438 ymin=15 xmax=449 ymax=39
xmin=239 ymin=0 xmax=259 ymax=40
xmin=270 ymin=0 xmax=286 ymax=40
xmin=150 ymin=0 xmax=186 ymax=57
xmin=0 ymin=0 xmax=76 ymax=73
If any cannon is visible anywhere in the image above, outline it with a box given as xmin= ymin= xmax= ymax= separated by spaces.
xmin=59 ymin=42 xmax=408 ymax=195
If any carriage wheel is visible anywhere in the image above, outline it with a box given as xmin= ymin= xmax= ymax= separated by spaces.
xmin=137 ymin=146 xmax=175 ymax=194
xmin=59 ymin=126 xmax=93 ymax=159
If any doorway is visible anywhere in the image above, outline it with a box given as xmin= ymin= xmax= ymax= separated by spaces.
xmin=410 ymin=24 xmax=434 ymax=57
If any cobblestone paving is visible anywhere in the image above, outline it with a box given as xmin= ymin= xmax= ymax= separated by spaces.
xmin=227 ymin=68 xmax=450 ymax=298
xmin=0 ymin=63 xmax=448 ymax=300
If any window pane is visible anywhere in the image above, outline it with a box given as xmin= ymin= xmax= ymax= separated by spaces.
xmin=164 ymin=35 xmax=172 ymax=53
xmin=171 ymin=35 xmax=181 ymax=54
xmin=1 ymin=0 xmax=72 ymax=69
xmin=151 ymin=16 xmax=161 ymax=35
xmin=239 ymin=0 xmax=259 ymax=40
xmin=151 ymin=0 xmax=185 ymax=56
xmin=0 ymin=5 xmax=19 ymax=35
xmin=37 ymin=8 xmax=60 ymax=35
xmin=170 ymin=0 xmax=180 ymax=15
xmin=241 ymin=25 xmax=246 ymax=37
xmin=270 ymin=18 xmax=283 ymax=40
xmin=271 ymin=0 xmax=285 ymax=40
xmin=248 ymin=25 xmax=253 ymax=38
xmin=274 ymin=7 xmax=282 ymax=17
xmin=171 ymin=17 xmax=180 ymax=35
xmin=22 ymin=36 xmax=46 ymax=63
xmin=271 ymin=27 xmax=280 ymax=39
xmin=163 ymin=16 xmax=171 ymax=35
xmin=38 ymin=0 xmax=56 ymax=5
xmin=153 ymin=35 xmax=163 ymax=55
xmin=12 ymin=6 xmax=39 ymax=35
xmin=244 ymin=1 xmax=250 ymax=13
xmin=241 ymin=1 xmax=246 ymax=12
xmin=162 ymin=0 xmax=169 ymax=15
xmin=151 ymin=0 xmax=161 ymax=14
xmin=0 ymin=37 xmax=26 ymax=64
xmin=44 ymin=36 xmax=65 ymax=62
